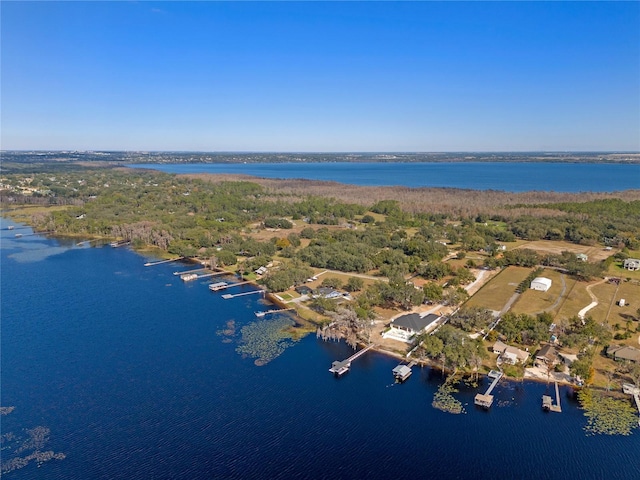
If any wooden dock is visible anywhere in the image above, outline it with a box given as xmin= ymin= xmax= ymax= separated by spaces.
xmin=254 ymin=307 xmax=293 ymax=317
xmin=542 ymin=381 xmax=562 ymax=413
xmin=222 ymin=290 xmax=265 ymax=300
xmin=474 ymin=370 xmax=503 ymax=408
xmin=144 ymin=257 xmax=183 ymax=267
xmin=110 ymin=240 xmax=130 ymax=247
xmin=329 ymin=343 xmax=378 ymax=376
xmin=623 ymin=383 xmax=640 ymax=425
xmin=173 ymin=268 xmax=208 ymax=276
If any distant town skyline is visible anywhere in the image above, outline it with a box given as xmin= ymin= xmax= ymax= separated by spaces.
xmin=2 ymin=1 xmax=639 ymax=152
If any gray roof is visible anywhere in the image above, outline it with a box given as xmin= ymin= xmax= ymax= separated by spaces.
xmin=608 ymin=345 xmax=640 ymax=362
xmin=392 ymin=313 xmax=440 ymax=332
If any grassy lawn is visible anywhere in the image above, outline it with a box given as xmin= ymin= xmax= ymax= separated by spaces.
xmin=554 ymin=279 xmax=597 ymax=321
xmin=511 ymin=269 xmax=573 ymax=316
xmin=514 ymin=239 xmax=617 ymax=262
xmin=607 ymin=250 xmax=640 ymax=281
xmin=465 ymin=266 xmax=533 ymax=312
xmin=2 ymin=204 xmax=70 ymax=223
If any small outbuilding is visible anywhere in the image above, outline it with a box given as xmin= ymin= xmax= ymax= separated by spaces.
xmin=530 ymin=277 xmax=552 ymax=292
xmin=576 ymin=253 xmax=588 ymax=262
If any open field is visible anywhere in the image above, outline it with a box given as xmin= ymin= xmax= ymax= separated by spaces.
xmin=464 ymin=266 xmax=533 ymax=312
xmin=554 ymin=278 xmax=601 ymax=321
xmin=514 ymin=239 xmax=618 ymax=262
xmin=511 ymin=269 xmax=575 ymax=316
xmin=1 ymin=205 xmax=70 ymax=223
xmin=588 ymin=280 xmax=640 ymax=330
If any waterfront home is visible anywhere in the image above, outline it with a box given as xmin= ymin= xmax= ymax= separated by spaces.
xmin=623 ymin=258 xmax=640 ymax=271
xmin=530 ymin=277 xmax=552 ymax=292
xmin=535 ymin=344 xmax=558 ymax=367
xmin=607 ymin=345 xmax=640 ymax=363
xmin=383 ymin=313 xmax=441 ymax=343
xmin=492 ymin=341 xmax=528 ymax=364
xmin=294 ymin=285 xmax=312 ymax=295
xmin=315 ymin=287 xmax=342 ymax=299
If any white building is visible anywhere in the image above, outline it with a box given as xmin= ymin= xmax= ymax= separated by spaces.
xmin=623 ymin=258 xmax=640 ymax=271
xmin=530 ymin=277 xmax=552 ymax=292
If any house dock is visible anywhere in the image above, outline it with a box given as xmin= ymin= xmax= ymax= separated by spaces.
xmin=173 ymin=268 xmax=208 ymax=276
xmin=144 ymin=257 xmax=183 ymax=267
xmin=110 ymin=240 xmax=130 ymax=247
xmin=329 ymin=343 xmax=378 ymax=376
xmin=474 ymin=370 xmax=503 ymax=408
xmin=623 ymin=383 xmax=640 ymax=425
xmin=254 ymin=307 xmax=294 ymax=317
xmin=222 ymin=290 xmax=265 ymax=300
xmin=392 ymin=360 xmax=417 ymax=382
xmin=542 ymin=381 xmax=562 ymax=413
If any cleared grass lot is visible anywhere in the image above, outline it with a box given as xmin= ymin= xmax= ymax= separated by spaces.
xmin=464 ymin=266 xmax=532 ymax=312
xmin=511 ymin=269 xmax=574 ymax=316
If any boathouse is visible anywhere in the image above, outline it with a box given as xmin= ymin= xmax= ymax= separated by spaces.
xmin=392 ymin=365 xmax=412 ymax=382
xmin=530 ymin=277 xmax=552 ymax=292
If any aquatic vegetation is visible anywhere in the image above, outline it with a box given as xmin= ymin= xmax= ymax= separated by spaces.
xmin=0 ymin=415 xmax=66 ymax=475
xmin=432 ymin=378 xmax=465 ymax=415
xmin=216 ymin=319 xmax=237 ymax=343
xmin=578 ymin=389 xmax=638 ymax=436
xmin=236 ymin=316 xmax=300 ymax=366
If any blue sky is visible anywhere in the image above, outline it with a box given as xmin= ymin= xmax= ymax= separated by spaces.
xmin=2 ymin=1 xmax=639 ymax=152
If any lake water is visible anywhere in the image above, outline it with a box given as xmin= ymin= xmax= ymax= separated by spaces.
xmin=1 ymin=219 xmax=639 ymax=479
xmin=127 ymin=162 xmax=640 ymax=192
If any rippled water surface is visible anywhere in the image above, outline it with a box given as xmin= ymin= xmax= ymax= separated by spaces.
xmin=127 ymin=162 xmax=640 ymax=192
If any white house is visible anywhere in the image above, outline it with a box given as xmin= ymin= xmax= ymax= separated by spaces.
xmin=383 ymin=313 xmax=441 ymax=343
xmin=623 ymin=258 xmax=640 ymax=271
xmin=530 ymin=277 xmax=552 ymax=292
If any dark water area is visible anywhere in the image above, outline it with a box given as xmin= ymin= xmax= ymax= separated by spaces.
xmin=127 ymin=162 xmax=640 ymax=193
xmin=1 ymin=219 xmax=639 ymax=479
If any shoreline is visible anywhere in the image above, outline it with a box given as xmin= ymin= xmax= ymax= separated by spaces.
xmin=2 ymin=215 xmax=633 ymax=400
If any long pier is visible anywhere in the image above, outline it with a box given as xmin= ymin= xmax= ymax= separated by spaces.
xmin=329 ymin=343 xmax=378 ymax=376
xmin=222 ymin=290 xmax=265 ymax=300
xmin=144 ymin=257 xmax=183 ymax=267
xmin=542 ymin=381 xmax=562 ymax=413
xmin=474 ymin=370 xmax=503 ymax=408
xmin=173 ymin=267 xmax=208 ymax=276
xmin=254 ymin=307 xmax=293 ymax=317
xmin=623 ymin=384 xmax=640 ymax=425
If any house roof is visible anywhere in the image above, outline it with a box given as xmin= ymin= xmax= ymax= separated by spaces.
xmin=295 ymin=285 xmax=312 ymax=294
xmin=392 ymin=365 xmax=412 ymax=376
xmin=493 ymin=340 xmax=508 ymax=352
xmin=392 ymin=313 xmax=440 ymax=333
xmin=504 ymin=346 xmax=529 ymax=363
xmin=536 ymin=344 xmax=558 ymax=362
xmin=608 ymin=345 xmax=640 ymax=362
xmin=531 ymin=277 xmax=552 ymax=286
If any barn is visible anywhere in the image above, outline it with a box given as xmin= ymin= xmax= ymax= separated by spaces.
xmin=530 ymin=277 xmax=552 ymax=292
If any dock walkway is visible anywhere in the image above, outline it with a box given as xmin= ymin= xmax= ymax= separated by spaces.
xmin=474 ymin=370 xmax=503 ymax=408
xmin=542 ymin=381 xmax=562 ymax=413
xmin=329 ymin=343 xmax=378 ymax=376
